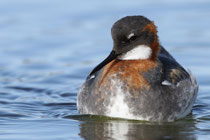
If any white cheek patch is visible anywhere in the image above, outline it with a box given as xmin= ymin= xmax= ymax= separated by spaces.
xmin=118 ymin=45 xmax=152 ymax=60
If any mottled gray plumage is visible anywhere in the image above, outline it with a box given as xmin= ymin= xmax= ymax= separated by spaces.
xmin=77 ymin=16 xmax=198 ymax=122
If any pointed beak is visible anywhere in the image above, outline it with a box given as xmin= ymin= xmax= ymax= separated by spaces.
xmin=87 ymin=50 xmax=119 ymax=79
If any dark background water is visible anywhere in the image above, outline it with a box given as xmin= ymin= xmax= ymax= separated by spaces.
xmin=0 ymin=0 xmax=210 ymax=139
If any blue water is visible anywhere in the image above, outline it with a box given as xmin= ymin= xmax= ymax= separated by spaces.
xmin=0 ymin=0 xmax=210 ymax=139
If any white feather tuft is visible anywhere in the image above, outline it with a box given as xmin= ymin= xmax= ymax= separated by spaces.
xmin=162 ymin=80 xmax=172 ymax=86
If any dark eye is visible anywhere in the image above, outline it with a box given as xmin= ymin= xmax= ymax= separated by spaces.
xmin=127 ymin=33 xmax=138 ymax=42
xmin=129 ymin=35 xmax=137 ymax=41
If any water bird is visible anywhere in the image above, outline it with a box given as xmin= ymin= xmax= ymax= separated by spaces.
xmin=77 ymin=16 xmax=198 ymax=122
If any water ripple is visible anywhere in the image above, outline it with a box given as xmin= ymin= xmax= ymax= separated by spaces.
xmin=0 ymin=0 xmax=210 ymax=139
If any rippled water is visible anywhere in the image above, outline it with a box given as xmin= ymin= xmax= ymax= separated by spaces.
xmin=0 ymin=0 xmax=210 ymax=139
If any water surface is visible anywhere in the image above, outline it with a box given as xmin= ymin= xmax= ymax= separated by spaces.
xmin=0 ymin=0 xmax=210 ymax=139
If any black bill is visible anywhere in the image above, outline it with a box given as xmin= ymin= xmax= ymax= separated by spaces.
xmin=87 ymin=50 xmax=119 ymax=79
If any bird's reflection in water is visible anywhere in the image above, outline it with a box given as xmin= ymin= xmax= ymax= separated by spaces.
xmin=75 ymin=115 xmax=196 ymax=140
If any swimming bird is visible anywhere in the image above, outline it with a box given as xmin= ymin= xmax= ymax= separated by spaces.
xmin=77 ymin=16 xmax=198 ymax=122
